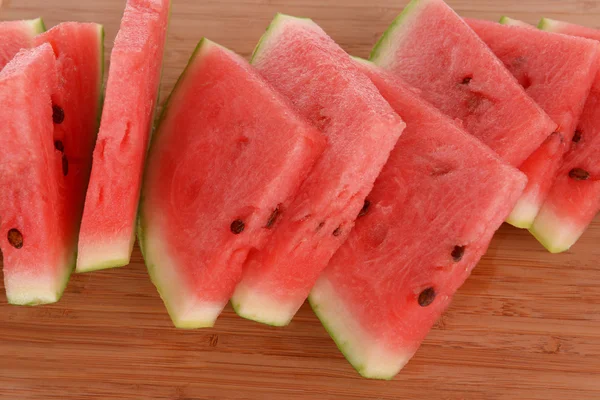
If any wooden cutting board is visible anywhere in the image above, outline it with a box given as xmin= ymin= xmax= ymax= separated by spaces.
xmin=1 ymin=0 xmax=600 ymax=399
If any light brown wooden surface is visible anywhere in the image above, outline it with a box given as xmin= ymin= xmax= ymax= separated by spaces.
xmin=1 ymin=0 xmax=600 ymax=399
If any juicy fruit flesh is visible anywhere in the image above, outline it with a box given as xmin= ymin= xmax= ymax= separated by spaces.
xmin=77 ymin=0 xmax=169 ymax=272
xmin=139 ymin=39 xmax=324 ymax=328
xmin=0 ymin=18 xmax=45 ymax=69
xmin=466 ymin=18 xmax=600 ymax=229
xmin=232 ymin=15 xmax=405 ymax=326
xmin=0 ymin=44 xmax=70 ymax=305
xmin=370 ymin=0 xmax=556 ymax=168
xmin=310 ymin=60 xmax=527 ymax=379
xmin=531 ymin=19 xmax=600 ymax=252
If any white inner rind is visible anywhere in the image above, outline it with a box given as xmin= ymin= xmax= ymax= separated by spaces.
xmin=506 ymin=194 xmax=540 ymax=229
xmin=309 ymin=276 xmax=412 ymax=380
xmin=5 ymin=264 xmax=70 ymax=305
xmin=530 ymin=208 xmax=583 ymax=253
xmin=231 ymin=282 xmax=298 ymax=327
xmin=76 ymin=236 xmax=133 ymax=272
xmin=142 ymin=225 xmax=225 ymax=329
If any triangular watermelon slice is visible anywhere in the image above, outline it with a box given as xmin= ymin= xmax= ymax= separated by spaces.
xmin=310 ymin=60 xmax=527 ymax=379
xmin=139 ymin=39 xmax=324 ymax=328
xmin=0 ymin=21 xmax=104 ymax=305
xmin=0 ymin=18 xmax=45 ymax=69
xmin=231 ymin=15 xmax=405 ymax=326
xmin=530 ymin=19 xmax=600 ymax=252
xmin=370 ymin=0 xmax=557 ymax=168
xmin=77 ymin=0 xmax=170 ymax=273
xmin=466 ymin=18 xmax=600 ymax=228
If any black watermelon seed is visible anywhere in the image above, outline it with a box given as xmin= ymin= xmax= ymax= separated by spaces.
xmin=569 ymin=168 xmax=590 ymax=181
xmin=230 ymin=219 xmax=245 ymax=234
xmin=54 ymin=140 xmax=64 ymax=152
xmin=358 ymin=199 xmax=371 ymax=218
xmin=266 ymin=207 xmax=280 ymax=229
xmin=332 ymin=226 xmax=342 ymax=237
xmin=7 ymin=228 xmax=23 ymax=249
xmin=573 ymin=130 xmax=582 ymax=143
xmin=316 ymin=221 xmax=325 ymax=231
xmin=461 ymin=76 xmax=472 ymax=85
xmin=52 ymin=105 xmax=65 ymax=124
xmin=418 ymin=287 xmax=436 ymax=307
xmin=451 ymin=245 xmax=465 ymax=262
xmin=62 ymin=154 xmax=69 ymax=176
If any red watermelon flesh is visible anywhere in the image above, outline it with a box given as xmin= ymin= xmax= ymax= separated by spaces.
xmin=466 ymin=18 xmax=600 ymax=228
xmin=231 ymin=15 xmax=405 ymax=326
xmin=77 ymin=0 xmax=169 ymax=272
xmin=310 ymin=60 xmax=527 ymax=379
xmin=0 ymin=18 xmax=45 ymax=69
xmin=530 ymin=19 xmax=600 ymax=252
xmin=370 ymin=0 xmax=557 ymax=168
xmin=139 ymin=39 xmax=324 ymax=328
xmin=33 ymin=22 xmax=104 ymax=270
xmin=0 ymin=45 xmax=67 ymax=304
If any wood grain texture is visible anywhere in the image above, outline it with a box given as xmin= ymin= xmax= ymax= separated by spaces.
xmin=1 ymin=0 xmax=600 ymax=399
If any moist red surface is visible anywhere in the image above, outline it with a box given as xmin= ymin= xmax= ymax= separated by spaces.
xmin=536 ymin=22 xmax=600 ymax=228
xmin=237 ymin=17 xmax=405 ymax=308
xmin=142 ymin=41 xmax=324 ymax=301
xmin=34 ymin=23 xmax=103 ymax=256
xmin=0 ymin=21 xmax=37 ymax=69
xmin=0 ymin=45 xmax=64 ymax=277
xmin=467 ymin=18 xmax=599 ymax=216
xmin=372 ymin=0 xmax=556 ymax=167
xmin=319 ymin=62 xmax=526 ymax=356
xmin=78 ymin=0 xmax=169 ymax=258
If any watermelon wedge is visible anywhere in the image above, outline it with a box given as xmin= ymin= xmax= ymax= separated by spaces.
xmin=0 ymin=18 xmax=45 ymax=69
xmin=77 ymin=0 xmax=170 ymax=272
xmin=231 ymin=14 xmax=405 ymax=326
xmin=34 ymin=22 xmax=105 ymax=267
xmin=530 ymin=19 xmax=600 ymax=252
xmin=0 ymin=21 xmax=104 ymax=305
xmin=0 ymin=45 xmax=65 ymax=304
xmin=370 ymin=0 xmax=556 ymax=168
xmin=139 ymin=39 xmax=324 ymax=328
xmin=466 ymin=18 xmax=600 ymax=228
xmin=310 ymin=60 xmax=527 ymax=379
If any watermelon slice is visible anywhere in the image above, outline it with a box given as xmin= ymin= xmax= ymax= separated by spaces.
xmin=0 ymin=18 xmax=45 ymax=69
xmin=530 ymin=19 xmax=600 ymax=252
xmin=370 ymin=0 xmax=557 ymax=168
xmin=466 ymin=18 xmax=600 ymax=228
xmin=34 ymin=22 xmax=105 ymax=267
xmin=139 ymin=39 xmax=324 ymax=328
xmin=310 ymin=60 xmax=527 ymax=379
xmin=231 ymin=15 xmax=406 ymax=326
xmin=0 ymin=21 xmax=104 ymax=305
xmin=0 ymin=45 xmax=64 ymax=304
xmin=77 ymin=0 xmax=170 ymax=272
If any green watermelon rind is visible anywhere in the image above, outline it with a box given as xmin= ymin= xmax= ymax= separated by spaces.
xmin=369 ymin=0 xmax=423 ymax=63
xmin=308 ymin=296 xmax=380 ymax=379
xmin=29 ymin=17 xmax=46 ymax=35
xmin=137 ymin=39 xmax=221 ymax=329
xmin=537 ymin=18 xmax=560 ymax=31
xmin=251 ymin=13 xmax=312 ymax=64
